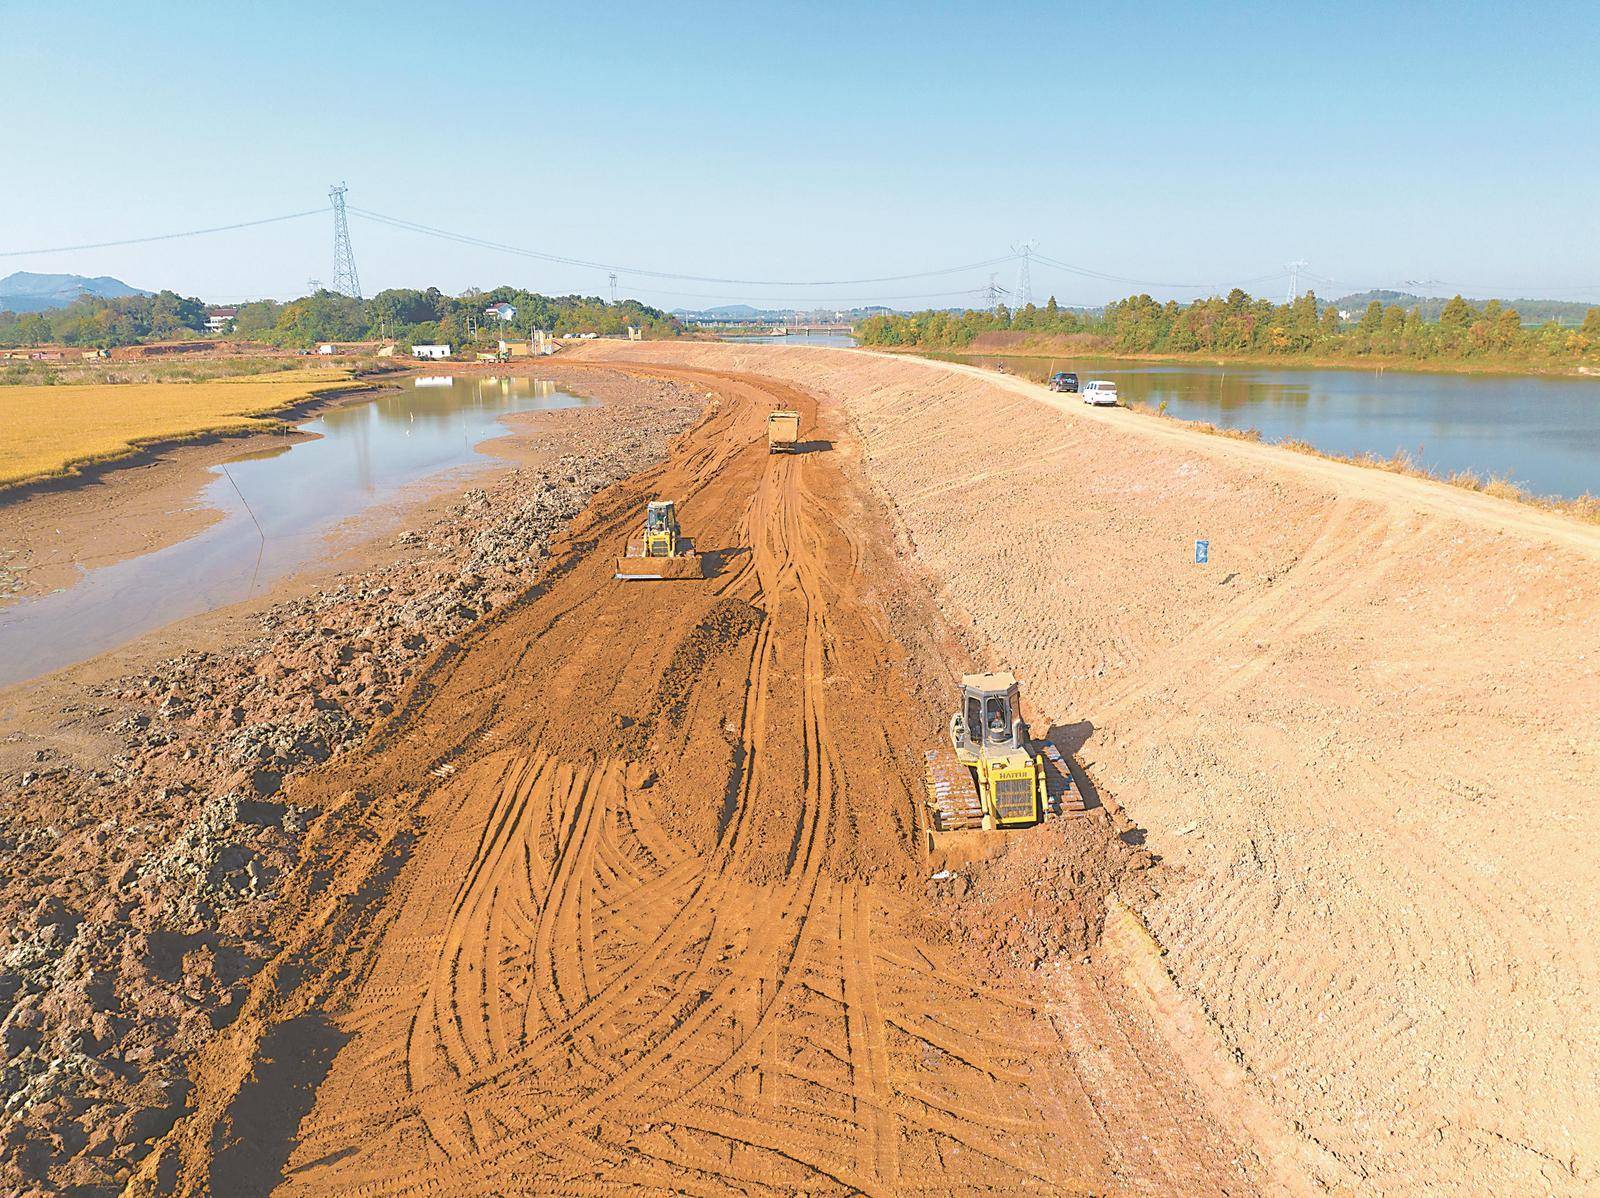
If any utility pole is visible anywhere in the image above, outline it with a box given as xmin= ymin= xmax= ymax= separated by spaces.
xmin=608 ymin=273 xmax=618 ymax=304
xmin=329 ymin=183 xmax=362 ymax=299
xmin=1011 ymin=240 xmax=1036 ymax=309
xmin=1285 ymin=260 xmax=1309 ymax=303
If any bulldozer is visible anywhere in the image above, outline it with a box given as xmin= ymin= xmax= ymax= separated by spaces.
xmin=615 ymin=500 xmax=705 ymax=580
xmin=922 ymin=671 xmax=1082 ymax=843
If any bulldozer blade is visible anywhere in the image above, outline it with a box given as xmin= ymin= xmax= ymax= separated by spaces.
xmin=614 ymin=554 xmax=704 ymax=581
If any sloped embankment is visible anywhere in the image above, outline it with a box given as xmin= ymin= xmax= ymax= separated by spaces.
xmin=588 ymin=340 xmax=1600 ymax=1198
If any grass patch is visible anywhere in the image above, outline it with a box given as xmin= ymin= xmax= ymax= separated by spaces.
xmin=0 ymin=370 xmax=365 ymax=490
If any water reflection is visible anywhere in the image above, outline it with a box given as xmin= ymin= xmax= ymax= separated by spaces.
xmin=932 ymin=353 xmax=1600 ymax=498
xmin=717 ymin=332 xmax=858 ymax=349
xmin=0 ymin=375 xmax=585 ymax=688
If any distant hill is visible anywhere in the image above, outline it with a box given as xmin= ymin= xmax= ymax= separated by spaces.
xmin=0 ymin=271 xmax=151 ymax=313
xmin=1330 ymin=289 xmax=1595 ymax=327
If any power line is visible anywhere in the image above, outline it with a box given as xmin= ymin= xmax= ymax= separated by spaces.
xmin=620 ymin=282 xmax=1009 ymax=306
xmin=348 ymin=206 xmax=1019 ymax=287
xmin=0 ymin=209 xmax=325 ymax=258
xmin=1030 ymin=251 xmax=1216 ymax=291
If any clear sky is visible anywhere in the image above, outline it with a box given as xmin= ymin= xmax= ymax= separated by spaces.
xmin=3 ymin=0 xmax=1596 ymax=310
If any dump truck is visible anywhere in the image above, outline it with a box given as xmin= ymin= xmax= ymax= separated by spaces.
xmin=615 ymin=500 xmax=705 ymax=580
xmin=767 ymin=410 xmax=801 ymax=454
xmin=923 ymin=671 xmax=1082 ymax=836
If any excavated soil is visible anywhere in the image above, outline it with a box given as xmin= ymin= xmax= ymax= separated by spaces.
xmin=114 ymin=368 xmax=1266 ymax=1195
xmin=0 ymin=368 xmax=706 ymax=1195
xmin=582 ymin=340 xmax=1600 ymax=1198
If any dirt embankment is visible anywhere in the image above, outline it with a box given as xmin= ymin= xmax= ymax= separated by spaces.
xmin=0 ymin=367 xmax=703 ymax=1196
xmin=120 ymin=365 xmax=1262 ymax=1197
xmin=583 ymin=340 xmax=1600 ymax=1197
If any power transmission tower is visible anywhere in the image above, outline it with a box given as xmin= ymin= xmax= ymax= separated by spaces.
xmin=1011 ymin=240 xmax=1036 ymax=309
xmin=306 ymin=277 xmax=322 ymax=295
xmin=608 ymin=273 xmax=618 ymax=304
xmin=1285 ymin=260 xmax=1308 ymax=303
xmin=984 ymin=273 xmax=1005 ymax=312
xmin=329 ymin=183 xmax=362 ymax=299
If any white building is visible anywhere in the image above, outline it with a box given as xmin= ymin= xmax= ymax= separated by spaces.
xmin=411 ymin=344 xmax=452 ymax=360
xmin=205 ymin=307 xmax=238 ymax=335
xmin=316 ymin=343 xmax=336 ymax=355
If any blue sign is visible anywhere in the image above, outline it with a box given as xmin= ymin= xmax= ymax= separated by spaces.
xmin=1195 ymin=539 xmax=1210 ymax=564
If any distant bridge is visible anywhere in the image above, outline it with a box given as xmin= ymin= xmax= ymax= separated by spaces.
xmin=782 ymin=321 xmax=855 ymax=333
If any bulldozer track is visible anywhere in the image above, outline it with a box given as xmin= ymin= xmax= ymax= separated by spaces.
xmin=148 ymin=366 xmax=1262 ymax=1197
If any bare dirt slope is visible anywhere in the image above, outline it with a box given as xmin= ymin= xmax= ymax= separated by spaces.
xmin=126 ymin=367 xmax=1263 ymax=1196
xmin=582 ymin=341 xmax=1600 ymax=1197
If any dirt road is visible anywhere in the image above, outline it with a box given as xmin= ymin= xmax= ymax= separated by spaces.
xmin=131 ymin=368 xmax=1262 ymax=1195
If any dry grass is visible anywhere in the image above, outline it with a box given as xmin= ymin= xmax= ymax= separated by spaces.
xmin=0 ymin=370 xmax=364 ymax=490
xmin=1127 ymin=402 xmax=1600 ymax=525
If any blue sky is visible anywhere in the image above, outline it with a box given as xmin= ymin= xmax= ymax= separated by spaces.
xmin=2 ymin=0 xmax=1596 ymax=309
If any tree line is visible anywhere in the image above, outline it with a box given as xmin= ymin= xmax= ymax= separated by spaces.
xmin=0 ymin=286 xmax=681 ymax=349
xmin=855 ymin=290 xmax=1600 ymax=366
xmin=0 ymin=290 xmax=208 ymax=348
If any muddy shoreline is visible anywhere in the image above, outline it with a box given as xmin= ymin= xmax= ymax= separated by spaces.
xmin=0 ymin=366 xmax=705 ymax=1195
xmin=0 ymin=376 xmax=413 ymax=606
xmin=0 ymin=373 xmax=402 ymax=507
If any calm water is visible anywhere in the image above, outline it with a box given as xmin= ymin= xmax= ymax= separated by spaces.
xmin=934 ymin=353 xmax=1600 ymax=499
xmin=0 ymin=376 xmax=585 ymax=688
xmin=718 ymin=331 xmax=858 ymax=348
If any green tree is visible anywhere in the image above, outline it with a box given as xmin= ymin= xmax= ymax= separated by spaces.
xmin=1439 ymin=294 xmax=1473 ymax=331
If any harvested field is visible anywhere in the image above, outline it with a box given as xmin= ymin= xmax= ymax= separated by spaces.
xmin=580 ymin=340 xmax=1600 ymax=1197
xmin=0 ymin=370 xmax=363 ymax=490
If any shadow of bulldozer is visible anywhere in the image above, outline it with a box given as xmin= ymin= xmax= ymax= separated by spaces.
xmin=699 ymin=545 xmax=750 ymax=578
xmin=1040 ymin=719 xmax=1161 ymax=857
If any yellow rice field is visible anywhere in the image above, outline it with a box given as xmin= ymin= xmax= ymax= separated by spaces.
xmin=0 ymin=370 xmax=361 ymax=489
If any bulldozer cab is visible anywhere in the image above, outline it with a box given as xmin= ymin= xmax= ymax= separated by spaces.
xmin=645 ymin=501 xmax=678 ymax=534
xmin=953 ymin=672 xmax=1023 ymax=757
xmin=642 ymin=501 xmax=680 ymax=556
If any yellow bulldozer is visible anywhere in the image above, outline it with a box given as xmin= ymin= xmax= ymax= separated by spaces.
xmin=615 ymin=500 xmax=705 ymax=580
xmin=923 ymin=671 xmax=1081 ymax=840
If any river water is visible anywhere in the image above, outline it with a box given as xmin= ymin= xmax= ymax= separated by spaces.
xmin=930 ymin=353 xmax=1600 ymax=500
xmin=0 ymin=376 xmax=586 ymax=688
xmin=718 ymin=331 xmax=858 ymax=349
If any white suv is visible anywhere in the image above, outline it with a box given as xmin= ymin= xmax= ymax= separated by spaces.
xmin=1082 ymin=380 xmax=1119 ymax=406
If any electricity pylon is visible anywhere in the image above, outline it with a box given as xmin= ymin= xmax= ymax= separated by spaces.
xmin=1012 ymin=240 xmax=1036 ymax=309
xmin=329 ymin=183 xmax=362 ymax=299
xmin=1285 ymin=260 xmax=1308 ymax=303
